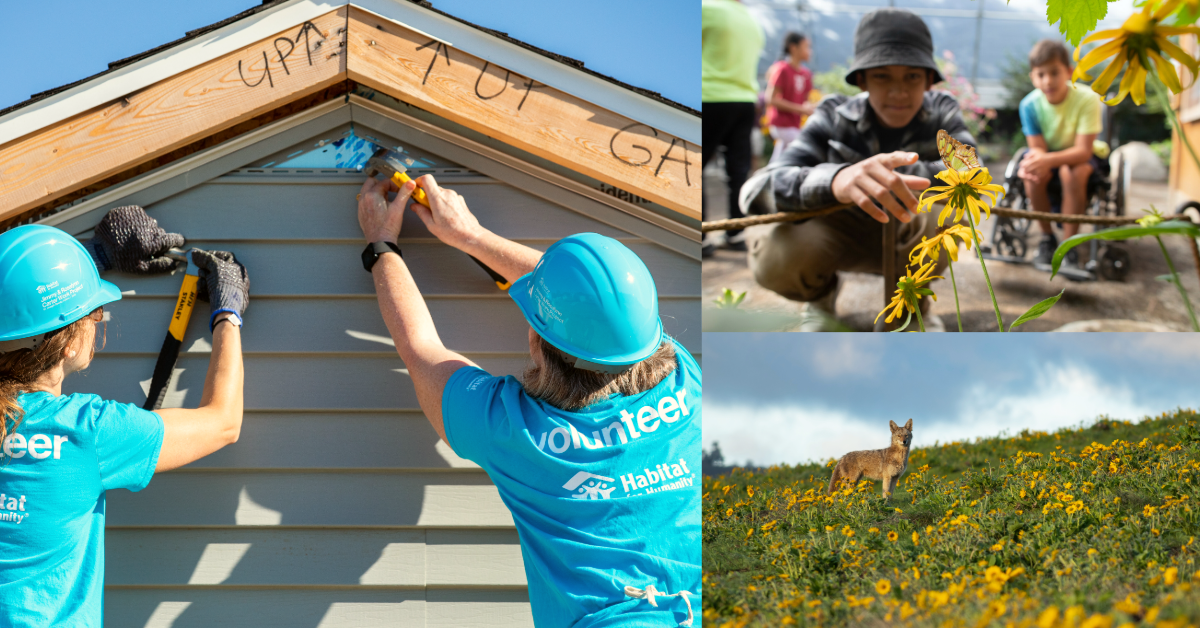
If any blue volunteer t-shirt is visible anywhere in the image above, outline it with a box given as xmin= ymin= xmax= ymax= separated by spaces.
xmin=442 ymin=338 xmax=701 ymax=628
xmin=0 ymin=392 xmax=163 ymax=627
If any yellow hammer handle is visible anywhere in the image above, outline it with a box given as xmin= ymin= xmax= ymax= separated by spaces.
xmin=167 ymin=274 xmax=199 ymax=341
xmin=391 ymin=172 xmax=430 ymax=207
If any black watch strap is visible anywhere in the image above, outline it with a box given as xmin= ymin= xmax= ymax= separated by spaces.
xmin=362 ymin=241 xmax=403 ymax=272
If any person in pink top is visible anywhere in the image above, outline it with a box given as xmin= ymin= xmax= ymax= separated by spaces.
xmin=765 ymin=32 xmax=815 ymax=162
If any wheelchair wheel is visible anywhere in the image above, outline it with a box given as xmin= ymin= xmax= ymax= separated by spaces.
xmin=1177 ymin=200 xmax=1200 ymax=225
xmin=1097 ymin=245 xmax=1131 ymax=281
xmin=1108 ymin=153 xmax=1127 ymax=216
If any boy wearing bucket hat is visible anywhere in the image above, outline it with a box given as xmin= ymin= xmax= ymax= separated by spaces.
xmin=740 ymin=8 xmax=976 ymax=327
xmin=0 ymin=207 xmax=249 ymax=627
xmin=356 ymin=174 xmax=700 ymax=627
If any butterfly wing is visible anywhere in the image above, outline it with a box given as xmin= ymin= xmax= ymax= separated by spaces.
xmin=936 ymin=129 xmax=981 ymax=173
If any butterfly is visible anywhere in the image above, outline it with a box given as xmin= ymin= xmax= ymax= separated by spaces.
xmin=936 ymin=130 xmax=981 ymax=173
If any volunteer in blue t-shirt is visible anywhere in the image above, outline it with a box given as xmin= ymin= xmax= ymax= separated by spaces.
xmin=356 ymin=174 xmax=701 ymax=627
xmin=0 ymin=208 xmax=250 ymax=627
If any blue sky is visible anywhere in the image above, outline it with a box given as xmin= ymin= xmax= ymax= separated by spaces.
xmin=704 ymin=334 xmax=1200 ymax=467
xmin=1 ymin=0 xmax=697 ymax=112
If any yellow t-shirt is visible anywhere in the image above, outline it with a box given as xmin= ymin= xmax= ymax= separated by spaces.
xmin=702 ymin=0 xmax=764 ymax=103
xmin=1019 ymin=84 xmax=1103 ymax=152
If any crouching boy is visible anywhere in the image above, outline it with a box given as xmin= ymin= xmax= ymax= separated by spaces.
xmin=740 ymin=8 xmax=976 ymax=328
xmin=1018 ymin=39 xmax=1105 ymax=270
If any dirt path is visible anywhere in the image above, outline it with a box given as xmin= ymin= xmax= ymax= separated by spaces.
xmin=703 ymin=170 xmax=1200 ymax=332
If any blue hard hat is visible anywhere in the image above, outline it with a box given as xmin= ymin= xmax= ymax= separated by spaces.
xmin=510 ymin=233 xmax=663 ymax=371
xmin=0 ymin=225 xmax=122 ymax=348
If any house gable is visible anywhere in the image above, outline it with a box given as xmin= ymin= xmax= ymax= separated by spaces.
xmin=0 ymin=1 xmax=699 ymax=227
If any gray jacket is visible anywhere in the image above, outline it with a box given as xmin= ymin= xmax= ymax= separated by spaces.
xmin=740 ymin=90 xmax=976 ymax=214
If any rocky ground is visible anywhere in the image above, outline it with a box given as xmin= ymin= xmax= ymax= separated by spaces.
xmin=703 ymin=167 xmax=1200 ymax=332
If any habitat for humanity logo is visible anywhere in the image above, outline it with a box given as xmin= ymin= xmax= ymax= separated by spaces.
xmin=562 ymin=472 xmax=617 ymax=500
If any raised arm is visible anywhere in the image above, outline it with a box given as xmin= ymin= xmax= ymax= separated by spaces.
xmin=358 ymin=176 xmax=477 ymax=443
xmin=409 ymin=175 xmax=543 ymax=283
xmin=154 ymin=250 xmax=249 ymax=471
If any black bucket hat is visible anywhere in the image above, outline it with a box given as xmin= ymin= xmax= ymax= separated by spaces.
xmin=844 ymin=8 xmax=944 ymax=87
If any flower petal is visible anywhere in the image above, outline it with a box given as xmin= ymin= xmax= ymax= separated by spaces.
xmin=1090 ymin=54 xmax=1126 ymax=95
xmin=1149 ymin=50 xmax=1183 ymax=93
xmin=1158 ymin=36 xmax=1200 ymax=75
xmin=1079 ymin=29 xmax=1124 ymax=46
xmin=1075 ymin=39 xmax=1125 ymax=74
xmin=1130 ymin=61 xmax=1149 ymax=105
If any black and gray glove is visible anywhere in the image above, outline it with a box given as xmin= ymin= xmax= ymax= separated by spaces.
xmin=83 ymin=205 xmax=185 ymax=274
xmin=192 ymin=249 xmax=249 ymax=330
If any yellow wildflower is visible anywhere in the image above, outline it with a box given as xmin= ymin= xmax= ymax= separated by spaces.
xmin=1138 ymin=207 xmax=1166 ymax=227
xmin=916 ymin=167 xmax=1004 ymax=227
xmin=875 ymin=261 xmax=943 ymax=325
xmin=887 ymin=531 xmax=899 ymax=542
xmin=908 ymin=224 xmax=983 ymax=265
xmin=876 ymin=579 xmax=892 ymax=595
xmin=1073 ymin=0 xmax=1200 ymax=105
xmin=912 ymin=531 xmax=919 ymax=546
xmin=1165 ymin=566 xmax=1179 ymax=585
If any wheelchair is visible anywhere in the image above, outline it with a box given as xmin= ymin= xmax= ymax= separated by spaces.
xmin=980 ymin=147 xmax=1130 ymax=281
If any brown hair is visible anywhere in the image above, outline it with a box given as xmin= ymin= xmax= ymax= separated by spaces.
xmin=0 ymin=317 xmax=99 ymax=444
xmin=523 ymin=336 xmax=679 ymax=411
xmin=1029 ymin=40 xmax=1072 ymax=70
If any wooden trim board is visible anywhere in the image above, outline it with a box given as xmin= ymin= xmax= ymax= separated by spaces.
xmin=0 ymin=8 xmax=349 ymax=221
xmin=343 ymin=6 xmax=698 ymax=219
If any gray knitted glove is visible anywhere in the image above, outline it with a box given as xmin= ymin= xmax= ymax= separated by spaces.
xmin=193 ymin=249 xmax=249 ymax=330
xmin=83 ymin=205 xmax=185 ymax=274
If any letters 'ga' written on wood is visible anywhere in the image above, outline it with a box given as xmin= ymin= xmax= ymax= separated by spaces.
xmin=344 ymin=7 xmax=700 ymax=220
xmin=0 ymin=9 xmax=348 ymax=222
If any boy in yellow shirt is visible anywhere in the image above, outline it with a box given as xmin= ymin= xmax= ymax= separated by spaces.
xmin=1017 ymin=40 xmax=1104 ymax=270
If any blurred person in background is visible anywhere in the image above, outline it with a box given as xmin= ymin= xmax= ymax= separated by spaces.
xmin=765 ymin=32 xmax=815 ymax=162
xmin=702 ymin=0 xmax=764 ymax=257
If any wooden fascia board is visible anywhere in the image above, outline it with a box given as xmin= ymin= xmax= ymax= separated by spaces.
xmin=344 ymin=6 xmax=699 ymax=220
xmin=0 ymin=8 xmax=349 ymax=222
xmin=0 ymin=0 xmax=344 ymax=148
xmin=0 ymin=1 xmax=698 ymax=150
xmin=350 ymin=0 xmax=698 ymax=144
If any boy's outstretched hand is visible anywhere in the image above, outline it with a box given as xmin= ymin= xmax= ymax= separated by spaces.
xmin=831 ymin=151 xmax=930 ymax=224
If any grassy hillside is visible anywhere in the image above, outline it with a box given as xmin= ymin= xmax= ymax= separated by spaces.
xmin=702 ymin=408 xmax=1200 ymax=627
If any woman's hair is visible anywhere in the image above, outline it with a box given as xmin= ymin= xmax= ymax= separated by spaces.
xmin=523 ymin=335 xmax=678 ymax=411
xmin=781 ymin=32 xmax=807 ymax=59
xmin=0 ymin=318 xmax=98 ymax=443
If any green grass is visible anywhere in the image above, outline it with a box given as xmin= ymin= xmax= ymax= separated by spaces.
xmin=702 ymin=408 xmax=1200 ymax=628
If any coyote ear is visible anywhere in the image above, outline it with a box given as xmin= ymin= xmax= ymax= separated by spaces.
xmin=905 ymin=418 xmax=913 ymax=430
xmin=889 ymin=420 xmax=898 ymax=431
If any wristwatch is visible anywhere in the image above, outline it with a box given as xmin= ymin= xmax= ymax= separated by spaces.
xmin=362 ymin=241 xmax=403 ymax=272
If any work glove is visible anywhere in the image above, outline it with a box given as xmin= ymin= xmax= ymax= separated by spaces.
xmin=83 ymin=205 xmax=186 ymax=274
xmin=192 ymin=249 xmax=249 ymax=330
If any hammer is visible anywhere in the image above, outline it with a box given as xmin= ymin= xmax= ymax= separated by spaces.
xmin=365 ymin=148 xmax=511 ymax=290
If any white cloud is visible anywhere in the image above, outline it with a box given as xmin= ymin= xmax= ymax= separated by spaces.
xmin=705 ymin=362 xmax=1173 ymax=468
xmin=810 ymin=336 xmax=880 ymax=379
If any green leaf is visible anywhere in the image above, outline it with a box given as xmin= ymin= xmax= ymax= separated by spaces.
xmin=712 ymin=288 xmax=749 ymax=309
xmin=1008 ymin=290 xmax=1065 ymax=332
xmin=889 ymin=310 xmax=913 ymax=333
xmin=1046 ymin=0 xmax=1113 ymax=46
xmin=1051 ymin=220 xmax=1200 ymax=278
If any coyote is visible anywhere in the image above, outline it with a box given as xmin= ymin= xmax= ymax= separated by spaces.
xmin=827 ymin=419 xmax=913 ymax=500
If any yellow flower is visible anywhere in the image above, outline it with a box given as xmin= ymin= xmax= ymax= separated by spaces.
xmin=1073 ymin=0 xmax=1200 ymax=105
xmin=875 ymin=261 xmax=943 ymax=325
xmin=916 ymin=167 xmax=1004 ymax=227
xmin=1138 ymin=206 xmax=1166 ymax=227
xmin=888 ymin=531 xmax=899 ymax=542
xmin=876 ymin=579 xmax=892 ymax=595
xmin=912 ymin=531 xmax=920 ymax=546
xmin=909 ymin=224 xmax=983 ymax=265
xmin=1165 ymin=566 xmax=1179 ymax=585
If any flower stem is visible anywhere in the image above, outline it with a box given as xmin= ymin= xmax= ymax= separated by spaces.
xmin=914 ymin=303 xmax=926 ymax=332
xmin=1156 ymin=235 xmax=1200 ymax=331
xmin=965 ymin=210 xmax=1004 ymax=331
xmin=947 ymin=260 xmax=963 ymax=332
